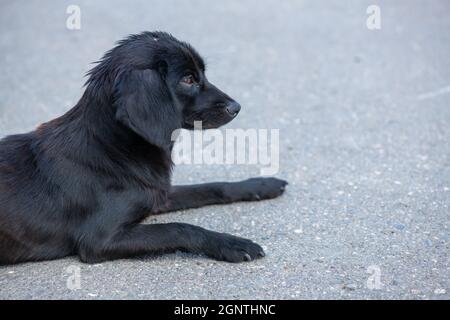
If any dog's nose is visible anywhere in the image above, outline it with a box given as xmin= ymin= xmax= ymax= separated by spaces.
xmin=225 ymin=101 xmax=241 ymax=117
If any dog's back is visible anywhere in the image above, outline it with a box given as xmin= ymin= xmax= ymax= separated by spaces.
xmin=0 ymin=133 xmax=74 ymax=264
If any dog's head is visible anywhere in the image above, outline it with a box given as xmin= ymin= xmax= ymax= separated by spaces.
xmin=87 ymin=32 xmax=240 ymax=150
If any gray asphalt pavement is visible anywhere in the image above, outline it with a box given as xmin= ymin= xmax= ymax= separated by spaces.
xmin=0 ymin=0 xmax=449 ymax=299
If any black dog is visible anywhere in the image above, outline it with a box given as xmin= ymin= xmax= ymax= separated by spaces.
xmin=0 ymin=32 xmax=287 ymax=265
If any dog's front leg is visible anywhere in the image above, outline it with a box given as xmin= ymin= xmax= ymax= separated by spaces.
xmin=158 ymin=177 xmax=287 ymax=213
xmin=78 ymin=223 xmax=265 ymax=263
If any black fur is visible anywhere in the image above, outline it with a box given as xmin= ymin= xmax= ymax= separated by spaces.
xmin=0 ymin=32 xmax=287 ymax=265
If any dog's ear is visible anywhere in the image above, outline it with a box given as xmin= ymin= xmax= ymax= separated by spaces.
xmin=113 ymin=68 xmax=181 ymax=150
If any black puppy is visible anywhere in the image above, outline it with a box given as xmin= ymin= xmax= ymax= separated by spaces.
xmin=0 ymin=32 xmax=287 ymax=265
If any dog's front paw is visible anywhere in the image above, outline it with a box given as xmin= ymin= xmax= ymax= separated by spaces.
xmin=203 ymin=232 xmax=265 ymax=263
xmin=224 ymin=177 xmax=288 ymax=202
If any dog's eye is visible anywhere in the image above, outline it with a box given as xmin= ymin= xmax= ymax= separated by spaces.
xmin=181 ymin=74 xmax=196 ymax=85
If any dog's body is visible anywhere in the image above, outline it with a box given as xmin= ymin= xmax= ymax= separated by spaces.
xmin=0 ymin=32 xmax=286 ymax=265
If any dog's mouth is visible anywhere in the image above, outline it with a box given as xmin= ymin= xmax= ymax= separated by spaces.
xmin=183 ymin=108 xmax=239 ymax=130
xmin=183 ymin=120 xmax=224 ymax=130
